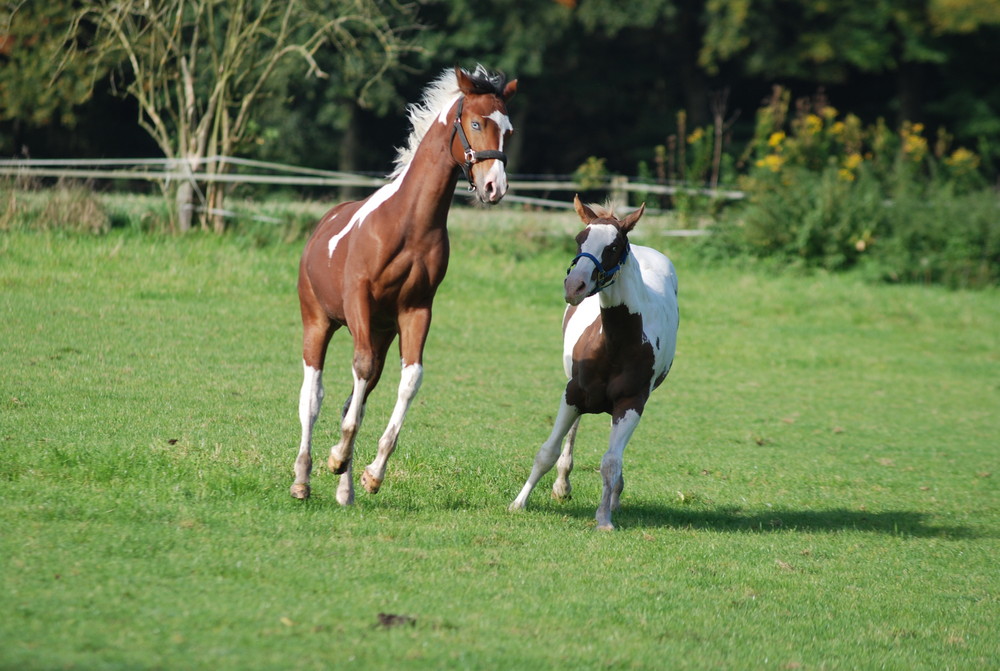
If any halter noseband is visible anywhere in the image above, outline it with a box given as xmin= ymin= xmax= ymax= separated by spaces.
xmin=451 ymin=96 xmax=508 ymax=191
xmin=567 ymin=240 xmax=630 ymax=296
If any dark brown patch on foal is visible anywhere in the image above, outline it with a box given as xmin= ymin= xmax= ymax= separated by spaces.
xmin=565 ymin=305 xmax=655 ymax=415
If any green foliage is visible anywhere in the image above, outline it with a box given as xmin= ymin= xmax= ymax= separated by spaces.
xmin=572 ymin=156 xmax=609 ymax=190
xmin=0 ymin=3 xmax=113 ymax=126
xmin=1 ymin=213 xmax=998 ymax=669
xmin=705 ymin=87 xmax=1000 ymax=287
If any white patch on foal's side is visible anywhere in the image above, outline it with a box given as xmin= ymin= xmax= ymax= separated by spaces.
xmin=328 ymin=164 xmax=410 ymax=258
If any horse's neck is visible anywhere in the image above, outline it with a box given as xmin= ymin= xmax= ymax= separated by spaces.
xmin=598 ymin=257 xmax=646 ymax=315
xmin=392 ymin=119 xmax=461 ymax=229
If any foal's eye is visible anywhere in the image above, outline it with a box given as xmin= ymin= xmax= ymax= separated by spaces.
xmin=471 ymin=121 xmax=482 ymax=131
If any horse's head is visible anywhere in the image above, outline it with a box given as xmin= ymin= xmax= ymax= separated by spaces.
xmin=451 ymin=66 xmax=517 ymax=204
xmin=564 ymin=195 xmax=645 ymax=305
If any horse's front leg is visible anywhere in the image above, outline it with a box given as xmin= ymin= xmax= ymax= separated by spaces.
xmin=290 ymin=312 xmax=335 ymax=500
xmin=596 ymin=403 xmax=644 ymax=530
xmin=362 ymin=308 xmax=430 ymax=494
xmin=509 ymin=392 xmax=581 ymax=511
xmin=551 ymin=417 xmax=580 ymax=500
xmin=291 ymin=361 xmax=324 ymax=499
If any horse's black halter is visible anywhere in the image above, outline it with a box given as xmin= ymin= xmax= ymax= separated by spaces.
xmin=567 ymin=239 xmax=630 ymax=296
xmin=451 ymin=96 xmax=509 ymax=191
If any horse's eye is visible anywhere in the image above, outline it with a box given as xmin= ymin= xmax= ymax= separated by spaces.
xmin=471 ymin=121 xmax=481 ymax=131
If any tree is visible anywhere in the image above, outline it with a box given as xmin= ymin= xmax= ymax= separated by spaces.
xmin=0 ymin=2 xmax=116 ymax=152
xmin=65 ymin=0 xmax=416 ymax=232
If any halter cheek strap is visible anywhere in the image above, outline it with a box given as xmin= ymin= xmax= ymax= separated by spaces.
xmin=451 ymin=96 xmax=509 ymax=191
xmin=567 ymin=242 xmax=630 ymax=296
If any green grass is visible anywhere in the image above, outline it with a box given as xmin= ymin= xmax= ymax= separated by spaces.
xmin=1 ymin=205 xmax=998 ymax=670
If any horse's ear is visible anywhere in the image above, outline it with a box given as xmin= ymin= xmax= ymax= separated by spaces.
xmin=574 ymin=194 xmax=598 ymax=224
xmin=620 ymin=203 xmax=645 ymax=233
xmin=455 ymin=66 xmax=475 ymax=94
xmin=502 ymin=79 xmax=518 ymax=101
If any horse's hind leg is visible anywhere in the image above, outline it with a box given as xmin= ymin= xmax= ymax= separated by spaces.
xmin=509 ymin=393 xmax=580 ymax=511
xmin=552 ymin=417 xmax=580 ymax=500
xmin=328 ymin=319 xmax=392 ymax=495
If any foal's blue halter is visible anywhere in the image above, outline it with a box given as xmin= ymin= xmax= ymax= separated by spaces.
xmin=567 ymin=241 xmax=630 ymax=296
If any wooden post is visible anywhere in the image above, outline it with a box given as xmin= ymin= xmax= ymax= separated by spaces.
xmin=611 ymin=175 xmax=628 ymax=207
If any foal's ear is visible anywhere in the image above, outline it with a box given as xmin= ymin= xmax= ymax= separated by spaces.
xmin=620 ymin=203 xmax=645 ymax=233
xmin=456 ymin=66 xmax=474 ymax=94
xmin=502 ymin=79 xmax=518 ymax=101
xmin=573 ymin=194 xmax=598 ymax=224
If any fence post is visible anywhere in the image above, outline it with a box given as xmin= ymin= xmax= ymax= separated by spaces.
xmin=610 ymin=175 xmax=628 ymax=206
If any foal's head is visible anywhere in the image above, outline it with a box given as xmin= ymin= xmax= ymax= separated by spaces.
xmin=564 ymin=195 xmax=645 ymax=305
xmin=452 ymin=66 xmax=518 ymax=204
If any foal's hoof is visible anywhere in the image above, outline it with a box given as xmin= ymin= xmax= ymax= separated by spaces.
xmin=327 ymin=455 xmax=349 ymax=475
xmin=290 ymin=483 xmax=311 ymax=499
xmin=361 ymin=468 xmax=383 ymax=494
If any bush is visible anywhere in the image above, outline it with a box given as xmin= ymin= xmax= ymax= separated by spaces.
xmin=702 ymin=87 xmax=1000 ymax=287
xmin=863 ymin=185 xmax=1000 ymax=288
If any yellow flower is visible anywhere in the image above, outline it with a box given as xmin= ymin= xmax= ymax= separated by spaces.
xmin=830 ymin=121 xmax=846 ymax=136
xmin=804 ymin=114 xmax=823 ymax=135
xmin=944 ymin=147 xmax=980 ymax=170
xmin=687 ymin=128 xmax=705 ymax=144
xmin=767 ymin=131 xmax=785 ymax=147
xmin=756 ymin=154 xmax=785 ymax=172
xmin=821 ymin=106 xmax=838 ymax=121
xmin=843 ymin=153 xmax=863 ymax=170
xmin=838 ymin=168 xmax=856 ymax=182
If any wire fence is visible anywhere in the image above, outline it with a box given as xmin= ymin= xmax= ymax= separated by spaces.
xmin=0 ymin=156 xmax=742 ymax=232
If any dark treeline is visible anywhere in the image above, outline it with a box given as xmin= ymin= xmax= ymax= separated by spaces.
xmin=3 ymin=0 xmax=1000 ymax=181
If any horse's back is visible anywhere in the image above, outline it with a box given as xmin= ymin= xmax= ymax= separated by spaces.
xmin=633 ymin=244 xmax=678 ymax=303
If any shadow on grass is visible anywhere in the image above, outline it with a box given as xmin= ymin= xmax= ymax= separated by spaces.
xmin=582 ymin=504 xmax=981 ymax=539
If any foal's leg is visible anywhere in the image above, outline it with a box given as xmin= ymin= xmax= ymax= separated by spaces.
xmin=509 ymin=393 xmax=581 ymax=511
xmin=362 ymin=308 xmax=430 ymax=494
xmin=551 ymin=417 xmax=580 ymax=500
xmin=290 ymin=312 xmax=335 ymax=499
xmin=595 ymin=405 xmax=643 ymax=530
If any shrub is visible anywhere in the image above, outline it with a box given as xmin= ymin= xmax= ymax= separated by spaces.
xmin=708 ymin=87 xmax=1000 ymax=286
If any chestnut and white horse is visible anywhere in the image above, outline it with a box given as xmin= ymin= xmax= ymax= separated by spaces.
xmin=510 ymin=196 xmax=679 ymax=529
xmin=291 ymin=66 xmax=517 ymax=503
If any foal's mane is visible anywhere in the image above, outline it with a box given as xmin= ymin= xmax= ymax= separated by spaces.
xmin=389 ymin=65 xmax=508 ymax=179
xmin=588 ymin=201 xmax=621 ymax=221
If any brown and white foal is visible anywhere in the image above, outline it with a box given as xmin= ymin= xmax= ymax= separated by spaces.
xmin=510 ymin=196 xmax=679 ymax=529
xmin=291 ymin=66 xmax=516 ymax=503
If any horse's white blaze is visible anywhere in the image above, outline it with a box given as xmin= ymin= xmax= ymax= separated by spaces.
xmin=328 ymin=164 xmax=410 ymax=258
xmin=487 ymin=111 xmax=513 ymax=145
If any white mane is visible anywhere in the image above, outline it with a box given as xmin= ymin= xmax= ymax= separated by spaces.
xmin=388 ymin=68 xmax=463 ymax=179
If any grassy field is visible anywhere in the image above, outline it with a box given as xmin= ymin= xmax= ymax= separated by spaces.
xmin=1 ymin=204 xmax=998 ymax=669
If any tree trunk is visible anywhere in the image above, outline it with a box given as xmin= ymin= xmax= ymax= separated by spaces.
xmin=338 ymin=101 xmax=362 ymax=202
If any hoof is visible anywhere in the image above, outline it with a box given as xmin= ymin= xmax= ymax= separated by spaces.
xmin=290 ymin=483 xmax=311 ymax=499
xmin=596 ymin=523 xmax=615 ymax=531
xmin=361 ymin=468 xmax=382 ymax=494
xmin=551 ymin=487 xmax=572 ymax=502
xmin=327 ymin=455 xmax=349 ymax=475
